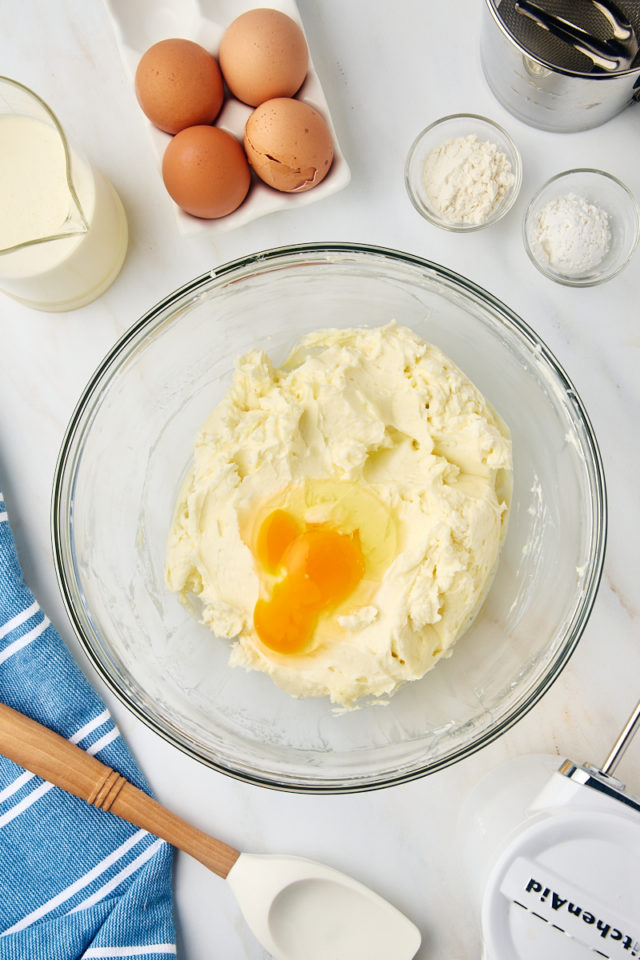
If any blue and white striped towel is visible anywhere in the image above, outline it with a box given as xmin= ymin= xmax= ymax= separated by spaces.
xmin=0 ymin=488 xmax=177 ymax=959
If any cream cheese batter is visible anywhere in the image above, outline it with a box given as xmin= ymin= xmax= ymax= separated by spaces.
xmin=166 ymin=322 xmax=512 ymax=708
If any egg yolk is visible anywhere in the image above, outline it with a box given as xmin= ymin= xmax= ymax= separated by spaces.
xmin=255 ymin=509 xmax=300 ymax=574
xmin=253 ymin=511 xmax=365 ymax=655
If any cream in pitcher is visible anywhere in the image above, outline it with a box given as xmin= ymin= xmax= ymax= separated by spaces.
xmin=0 ymin=77 xmax=128 ymax=312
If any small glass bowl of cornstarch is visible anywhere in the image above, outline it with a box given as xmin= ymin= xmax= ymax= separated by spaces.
xmin=405 ymin=113 xmax=522 ymax=232
xmin=524 ymin=169 xmax=640 ymax=287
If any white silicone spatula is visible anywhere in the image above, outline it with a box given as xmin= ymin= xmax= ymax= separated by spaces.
xmin=0 ymin=702 xmax=421 ymax=960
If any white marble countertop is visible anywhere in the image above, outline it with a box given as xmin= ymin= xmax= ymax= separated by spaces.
xmin=1 ymin=1 xmax=639 ymax=957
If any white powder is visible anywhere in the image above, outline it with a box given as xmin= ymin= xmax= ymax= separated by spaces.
xmin=422 ymin=134 xmax=515 ymax=225
xmin=531 ymin=193 xmax=611 ymax=277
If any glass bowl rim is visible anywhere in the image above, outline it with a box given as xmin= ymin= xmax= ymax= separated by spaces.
xmin=404 ymin=112 xmax=523 ymax=232
xmin=51 ymin=241 xmax=607 ymax=793
xmin=523 ymin=167 xmax=640 ymax=287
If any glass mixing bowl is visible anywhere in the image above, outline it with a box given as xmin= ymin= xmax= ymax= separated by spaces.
xmin=52 ymin=244 xmax=606 ymax=793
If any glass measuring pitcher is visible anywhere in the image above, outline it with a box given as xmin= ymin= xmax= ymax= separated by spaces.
xmin=0 ymin=77 xmax=128 ymax=311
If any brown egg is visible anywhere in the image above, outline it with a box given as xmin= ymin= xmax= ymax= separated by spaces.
xmin=219 ymin=8 xmax=308 ymax=107
xmin=244 ymin=98 xmax=334 ymax=193
xmin=162 ymin=126 xmax=250 ymax=218
xmin=135 ymin=38 xmax=224 ymax=134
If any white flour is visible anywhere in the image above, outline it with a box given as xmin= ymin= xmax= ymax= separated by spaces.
xmin=422 ymin=134 xmax=514 ymax=225
xmin=531 ymin=193 xmax=611 ymax=277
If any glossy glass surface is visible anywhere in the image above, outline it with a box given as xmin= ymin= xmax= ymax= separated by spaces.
xmin=405 ymin=114 xmax=522 ymax=231
xmin=52 ymin=244 xmax=606 ymax=792
xmin=523 ymin=168 xmax=640 ymax=286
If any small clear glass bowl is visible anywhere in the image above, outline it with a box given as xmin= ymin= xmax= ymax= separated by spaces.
xmin=405 ymin=113 xmax=522 ymax=232
xmin=524 ymin=169 xmax=640 ymax=287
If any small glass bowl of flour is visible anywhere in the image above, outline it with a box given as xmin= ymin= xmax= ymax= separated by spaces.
xmin=524 ymin=169 xmax=640 ymax=286
xmin=405 ymin=113 xmax=522 ymax=231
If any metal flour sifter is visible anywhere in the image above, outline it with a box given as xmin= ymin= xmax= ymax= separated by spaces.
xmin=481 ymin=0 xmax=640 ymax=130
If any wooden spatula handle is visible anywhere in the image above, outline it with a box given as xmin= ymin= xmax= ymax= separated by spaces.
xmin=0 ymin=701 xmax=240 ymax=878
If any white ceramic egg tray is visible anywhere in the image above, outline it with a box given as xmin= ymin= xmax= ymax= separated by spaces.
xmin=105 ymin=0 xmax=351 ymax=236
